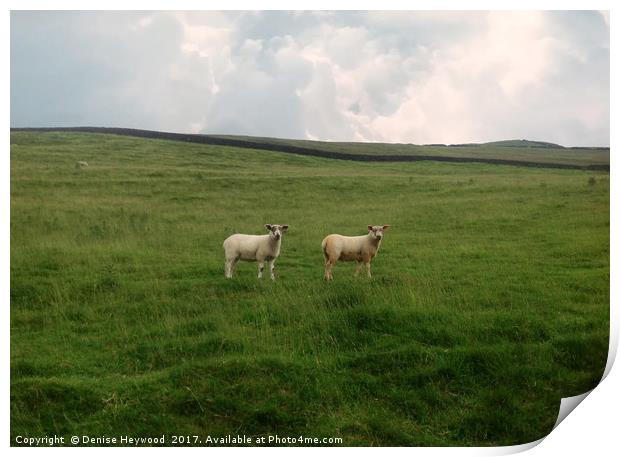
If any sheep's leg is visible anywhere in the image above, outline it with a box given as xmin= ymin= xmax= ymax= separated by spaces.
xmin=225 ymin=258 xmax=234 ymax=278
xmin=257 ymin=260 xmax=265 ymax=279
xmin=354 ymin=261 xmax=362 ymax=277
xmin=225 ymin=256 xmax=239 ymax=278
xmin=324 ymin=259 xmax=335 ymax=281
xmin=365 ymin=262 xmax=372 ymax=279
xmin=269 ymin=260 xmax=276 ymax=281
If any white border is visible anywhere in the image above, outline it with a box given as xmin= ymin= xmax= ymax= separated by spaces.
xmin=3 ymin=2 xmax=616 ymax=455
xmin=1 ymin=0 xmax=617 ymax=10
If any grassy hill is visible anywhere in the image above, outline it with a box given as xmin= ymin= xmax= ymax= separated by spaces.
xmin=208 ymin=133 xmax=609 ymax=167
xmin=478 ymin=139 xmax=564 ymax=148
xmin=10 ymin=131 xmax=609 ymax=446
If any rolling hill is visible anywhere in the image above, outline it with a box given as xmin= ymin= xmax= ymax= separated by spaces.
xmin=11 ymin=127 xmax=610 ymax=170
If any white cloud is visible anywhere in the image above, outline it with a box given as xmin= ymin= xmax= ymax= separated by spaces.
xmin=11 ymin=11 xmax=609 ymax=146
xmin=360 ymin=12 xmax=567 ymax=143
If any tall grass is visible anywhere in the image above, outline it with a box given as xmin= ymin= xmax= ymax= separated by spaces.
xmin=10 ymin=132 xmax=609 ymax=446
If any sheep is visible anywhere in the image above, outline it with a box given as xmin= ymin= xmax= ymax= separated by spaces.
xmin=321 ymin=225 xmax=390 ymax=280
xmin=75 ymin=161 xmax=89 ymax=169
xmin=223 ymin=224 xmax=289 ymax=280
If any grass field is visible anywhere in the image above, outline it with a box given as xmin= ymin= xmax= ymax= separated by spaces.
xmin=10 ymin=132 xmax=609 ymax=446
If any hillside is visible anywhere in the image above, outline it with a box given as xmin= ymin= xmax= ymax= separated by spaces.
xmin=207 ymin=134 xmax=608 ymax=167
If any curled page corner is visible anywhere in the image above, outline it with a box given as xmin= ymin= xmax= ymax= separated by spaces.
xmin=485 ymin=392 xmax=594 ymax=456
xmin=552 ymin=390 xmax=593 ymax=430
xmin=546 ymin=318 xmax=618 ymax=436
xmin=490 ymin=330 xmax=617 ymax=456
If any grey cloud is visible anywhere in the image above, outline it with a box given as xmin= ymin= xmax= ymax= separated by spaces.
xmin=11 ymin=11 xmax=189 ymax=129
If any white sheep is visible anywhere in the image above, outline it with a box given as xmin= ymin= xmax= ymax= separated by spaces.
xmin=321 ymin=225 xmax=390 ymax=280
xmin=75 ymin=161 xmax=89 ymax=169
xmin=223 ymin=224 xmax=289 ymax=280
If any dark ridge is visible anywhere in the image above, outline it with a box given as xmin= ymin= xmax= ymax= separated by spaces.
xmin=10 ymin=127 xmax=609 ymax=171
xmin=572 ymin=146 xmax=611 ymax=151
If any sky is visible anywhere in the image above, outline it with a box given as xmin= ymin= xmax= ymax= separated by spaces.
xmin=10 ymin=10 xmax=610 ymax=146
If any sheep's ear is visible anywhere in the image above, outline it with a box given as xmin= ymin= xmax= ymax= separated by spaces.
xmin=265 ymin=224 xmax=273 ymax=231
xmin=382 ymin=225 xmax=390 ymax=231
xmin=281 ymin=225 xmax=289 ymax=232
xmin=368 ymin=225 xmax=374 ymax=231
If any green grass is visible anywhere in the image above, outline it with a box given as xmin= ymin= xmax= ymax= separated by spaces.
xmin=10 ymin=132 xmax=609 ymax=446
xmin=210 ymin=134 xmax=610 ymax=166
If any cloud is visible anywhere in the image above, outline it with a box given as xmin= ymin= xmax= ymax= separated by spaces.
xmin=366 ymin=12 xmax=578 ymax=144
xmin=11 ymin=11 xmax=609 ymax=146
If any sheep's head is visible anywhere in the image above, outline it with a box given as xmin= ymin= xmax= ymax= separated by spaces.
xmin=265 ymin=224 xmax=289 ymax=241
xmin=367 ymin=225 xmax=390 ymax=240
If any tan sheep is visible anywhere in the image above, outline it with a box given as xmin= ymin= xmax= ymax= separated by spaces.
xmin=321 ymin=225 xmax=390 ymax=280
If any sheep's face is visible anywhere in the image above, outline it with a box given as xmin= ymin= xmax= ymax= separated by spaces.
xmin=265 ymin=224 xmax=289 ymax=241
xmin=368 ymin=225 xmax=390 ymax=240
